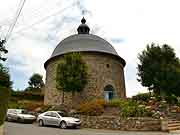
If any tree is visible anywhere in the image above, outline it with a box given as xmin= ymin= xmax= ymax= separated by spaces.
xmin=0 ymin=39 xmax=8 ymax=61
xmin=0 ymin=64 xmax=11 ymax=126
xmin=56 ymin=52 xmax=88 ymax=104
xmin=137 ymin=43 xmax=180 ymax=96
xmin=0 ymin=64 xmax=12 ymax=88
xmin=28 ymin=73 xmax=44 ymax=89
xmin=0 ymin=39 xmax=11 ymax=126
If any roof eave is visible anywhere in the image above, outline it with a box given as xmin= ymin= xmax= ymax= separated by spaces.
xmin=44 ymin=51 xmax=126 ymax=69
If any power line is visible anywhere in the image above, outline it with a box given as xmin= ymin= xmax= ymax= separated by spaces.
xmin=19 ymin=0 xmax=64 ymax=24
xmin=14 ymin=1 xmax=76 ymax=34
xmin=8 ymin=0 xmax=89 ymax=41
xmin=6 ymin=0 xmax=65 ymax=36
xmin=5 ymin=0 xmax=26 ymax=42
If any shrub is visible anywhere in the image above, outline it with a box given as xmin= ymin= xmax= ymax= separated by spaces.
xmin=177 ymin=97 xmax=180 ymax=106
xmin=49 ymin=104 xmax=69 ymax=113
xmin=11 ymin=91 xmax=44 ymax=101
xmin=0 ymin=64 xmax=12 ymax=88
xmin=165 ymin=94 xmax=178 ymax=105
xmin=105 ymin=99 xmax=128 ymax=107
xmin=132 ymin=93 xmax=151 ymax=102
xmin=76 ymin=98 xmax=153 ymax=117
xmin=40 ymin=105 xmax=52 ymax=113
xmin=76 ymin=99 xmax=106 ymax=116
xmin=8 ymin=100 xmax=20 ymax=109
xmin=8 ymin=100 xmax=44 ymax=111
xmin=120 ymin=102 xmax=152 ymax=117
xmin=0 ymin=64 xmax=11 ymax=126
xmin=0 ymin=86 xmax=10 ymax=125
xmin=19 ymin=101 xmax=44 ymax=111
xmin=155 ymin=95 xmax=162 ymax=102
xmin=105 ymin=99 xmax=152 ymax=117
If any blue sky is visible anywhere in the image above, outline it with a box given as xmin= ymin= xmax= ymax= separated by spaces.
xmin=1 ymin=0 xmax=180 ymax=97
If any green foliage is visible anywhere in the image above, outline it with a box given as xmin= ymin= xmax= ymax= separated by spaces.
xmin=40 ymin=105 xmax=52 ymax=113
xmin=119 ymin=101 xmax=151 ymax=117
xmin=0 ymin=39 xmax=8 ymax=61
xmin=0 ymin=64 xmax=11 ymax=126
xmin=0 ymin=87 xmax=10 ymax=125
xmin=132 ymin=93 xmax=151 ymax=102
xmin=28 ymin=73 xmax=44 ymax=89
xmin=76 ymin=99 xmax=152 ymax=117
xmin=56 ymin=52 xmax=88 ymax=103
xmin=8 ymin=90 xmax=44 ymax=112
xmin=8 ymin=99 xmax=44 ymax=111
xmin=154 ymin=95 xmax=162 ymax=102
xmin=164 ymin=94 xmax=178 ymax=105
xmin=105 ymin=99 xmax=128 ymax=107
xmin=153 ymin=94 xmax=179 ymax=105
xmin=137 ymin=43 xmax=180 ymax=96
xmin=76 ymin=99 xmax=106 ymax=116
xmin=11 ymin=91 xmax=44 ymax=101
xmin=25 ymin=87 xmax=42 ymax=93
xmin=0 ymin=40 xmax=10 ymax=125
xmin=8 ymin=100 xmax=20 ymax=109
xmin=105 ymin=99 xmax=152 ymax=117
xmin=0 ymin=63 xmax=12 ymax=88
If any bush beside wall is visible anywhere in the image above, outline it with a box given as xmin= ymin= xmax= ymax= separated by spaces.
xmin=11 ymin=91 xmax=44 ymax=101
xmin=0 ymin=86 xmax=10 ymax=126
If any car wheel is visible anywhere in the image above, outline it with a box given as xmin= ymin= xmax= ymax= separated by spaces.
xmin=60 ymin=121 xmax=67 ymax=129
xmin=6 ymin=117 xmax=10 ymax=122
xmin=17 ymin=117 xmax=23 ymax=123
xmin=75 ymin=125 xmax=80 ymax=129
xmin=39 ymin=120 xmax=44 ymax=126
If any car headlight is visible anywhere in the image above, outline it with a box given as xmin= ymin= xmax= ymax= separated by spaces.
xmin=66 ymin=120 xmax=75 ymax=123
xmin=66 ymin=120 xmax=72 ymax=123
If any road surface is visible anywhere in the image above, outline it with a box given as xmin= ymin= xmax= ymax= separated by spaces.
xmin=4 ymin=122 xmax=179 ymax=135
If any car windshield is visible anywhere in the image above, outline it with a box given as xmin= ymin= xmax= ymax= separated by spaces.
xmin=8 ymin=109 xmax=28 ymax=114
xmin=21 ymin=110 xmax=28 ymax=114
xmin=57 ymin=112 xmax=68 ymax=117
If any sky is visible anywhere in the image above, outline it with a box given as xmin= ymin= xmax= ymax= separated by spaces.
xmin=0 ymin=0 xmax=180 ymax=97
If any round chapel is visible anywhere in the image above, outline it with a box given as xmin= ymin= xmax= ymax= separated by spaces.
xmin=44 ymin=18 xmax=126 ymax=106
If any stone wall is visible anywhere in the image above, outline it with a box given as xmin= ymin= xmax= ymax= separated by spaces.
xmin=44 ymin=52 xmax=126 ymax=106
xmin=78 ymin=116 xmax=161 ymax=131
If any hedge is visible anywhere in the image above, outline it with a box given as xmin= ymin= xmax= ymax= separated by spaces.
xmin=11 ymin=91 xmax=44 ymax=101
xmin=0 ymin=86 xmax=10 ymax=126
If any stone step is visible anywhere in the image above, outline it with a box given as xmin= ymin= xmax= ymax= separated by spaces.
xmin=168 ymin=126 xmax=180 ymax=131
xmin=167 ymin=120 xmax=180 ymax=131
xmin=168 ymin=123 xmax=180 ymax=127
xmin=169 ymin=130 xmax=180 ymax=133
xmin=168 ymin=121 xmax=180 ymax=124
xmin=168 ymin=118 xmax=178 ymax=121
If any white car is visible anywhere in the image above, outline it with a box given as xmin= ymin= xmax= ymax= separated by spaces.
xmin=37 ymin=111 xmax=81 ymax=129
xmin=6 ymin=109 xmax=36 ymax=123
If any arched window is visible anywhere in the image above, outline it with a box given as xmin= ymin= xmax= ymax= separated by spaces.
xmin=104 ymin=85 xmax=114 ymax=101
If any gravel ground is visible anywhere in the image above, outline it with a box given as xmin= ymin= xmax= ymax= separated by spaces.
xmin=4 ymin=122 xmax=180 ymax=135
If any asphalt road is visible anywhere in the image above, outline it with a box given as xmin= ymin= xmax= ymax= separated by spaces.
xmin=4 ymin=122 xmax=179 ymax=135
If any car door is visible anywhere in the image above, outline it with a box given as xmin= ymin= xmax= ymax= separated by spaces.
xmin=50 ymin=112 xmax=60 ymax=126
xmin=8 ymin=110 xmax=18 ymax=121
xmin=43 ymin=112 xmax=53 ymax=125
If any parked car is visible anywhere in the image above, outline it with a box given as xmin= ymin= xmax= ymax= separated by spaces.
xmin=6 ymin=109 xmax=36 ymax=123
xmin=37 ymin=111 xmax=81 ymax=129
